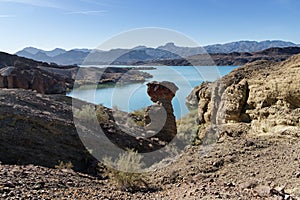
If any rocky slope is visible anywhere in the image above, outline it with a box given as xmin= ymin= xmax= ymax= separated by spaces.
xmin=0 ymin=81 xmax=179 ymax=174
xmin=0 ymin=89 xmax=99 ymax=174
xmin=186 ymin=53 xmax=300 ymax=141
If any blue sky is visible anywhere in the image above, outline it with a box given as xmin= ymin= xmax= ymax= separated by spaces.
xmin=0 ymin=0 xmax=300 ymax=53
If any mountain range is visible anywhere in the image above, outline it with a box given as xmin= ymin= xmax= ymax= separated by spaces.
xmin=15 ymin=40 xmax=299 ymax=65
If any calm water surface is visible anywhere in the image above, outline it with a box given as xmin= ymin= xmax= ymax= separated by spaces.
xmin=68 ymin=66 xmax=238 ymax=119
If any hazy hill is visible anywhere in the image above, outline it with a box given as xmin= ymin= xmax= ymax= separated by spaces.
xmin=16 ymin=40 xmax=299 ymax=65
xmin=204 ymin=40 xmax=297 ymax=53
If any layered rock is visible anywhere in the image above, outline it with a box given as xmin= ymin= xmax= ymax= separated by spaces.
xmin=0 ymin=65 xmax=66 ymax=94
xmin=187 ymin=54 xmax=300 ymax=142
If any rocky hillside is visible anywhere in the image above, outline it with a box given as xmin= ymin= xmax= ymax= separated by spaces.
xmin=0 ymin=52 xmax=152 ymax=94
xmin=142 ymin=46 xmax=300 ymax=66
xmin=186 ymin=53 xmax=300 ymax=140
xmin=0 ymin=89 xmax=98 ymax=174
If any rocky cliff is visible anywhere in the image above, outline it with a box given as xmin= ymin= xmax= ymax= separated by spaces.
xmin=0 ymin=65 xmax=67 ymax=94
xmin=187 ymin=53 xmax=300 ymax=142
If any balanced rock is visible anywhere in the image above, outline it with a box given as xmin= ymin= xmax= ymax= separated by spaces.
xmin=145 ymin=81 xmax=178 ymax=143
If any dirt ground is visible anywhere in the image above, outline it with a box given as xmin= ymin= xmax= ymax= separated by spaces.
xmin=1 ymin=131 xmax=299 ymax=200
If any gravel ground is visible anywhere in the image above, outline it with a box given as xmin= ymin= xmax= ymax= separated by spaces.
xmin=1 ymin=133 xmax=300 ymax=199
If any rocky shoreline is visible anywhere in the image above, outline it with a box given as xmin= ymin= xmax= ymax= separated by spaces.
xmin=0 ymin=52 xmax=153 ymax=94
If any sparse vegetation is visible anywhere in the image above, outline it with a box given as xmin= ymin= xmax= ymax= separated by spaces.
xmin=102 ymin=150 xmax=148 ymax=191
xmin=96 ymin=104 xmax=110 ymax=123
xmin=55 ymin=160 xmax=73 ymax=170
xmin=74 ymin=104 xmax=109 ymax=124
xmin=177 ymin=109 xmax=199 ymax=145
xmin=74 ymin=105 xmax=98 ymax=124
xmin=131 ymin=107 xmax=147 ymax=127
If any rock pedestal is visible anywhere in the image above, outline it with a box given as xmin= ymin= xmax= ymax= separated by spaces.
xmin=145 ymin=81 xmax=178 ymax=143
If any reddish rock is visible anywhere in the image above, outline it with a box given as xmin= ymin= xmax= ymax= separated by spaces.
xmin=147 ymin=81 xmax=178 ymax=103
xmin=145 ymin=81 xmax=178 ymax=143
xmin=0 ymin=65 xmax=66 ymax=94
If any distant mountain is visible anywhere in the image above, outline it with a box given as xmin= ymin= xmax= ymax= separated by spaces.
xmin=15 ymin=40 xmax=299 ymax=65
xmin=204 ymin=40 xmax=298 ymax=53
xmin=16 ymin=47 xmax=67 ymax=59
xmin=143 ymin=46 xmax=300 ymax=66
xmin=158 ymin=42 xmax=206 ymax=57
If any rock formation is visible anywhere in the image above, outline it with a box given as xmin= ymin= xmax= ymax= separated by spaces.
xmin=0 ymin=65 xmax=66 ymax=94
xmin=187 ymin=54 xmax=300 ymax=142
xmin=0 ymin=52 xmax=153 ymax=94
xmin=145 ymin=81 xmax=179 ymax=143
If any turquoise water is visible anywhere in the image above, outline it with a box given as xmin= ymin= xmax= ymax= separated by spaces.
xmin=68 ymin=66 xmax=238 ymax=119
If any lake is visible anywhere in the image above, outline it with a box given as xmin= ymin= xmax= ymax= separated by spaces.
xmin=68 ymin=66 xmax=238 ymax=119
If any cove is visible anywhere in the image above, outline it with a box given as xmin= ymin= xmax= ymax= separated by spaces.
xmin=68 ymin=66 xmax=238 ymax=119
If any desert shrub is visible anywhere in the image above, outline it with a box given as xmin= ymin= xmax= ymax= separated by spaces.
xmin=131 ymin=107 xmax=146 ymax=119
xmin=102 ymin=150 xmax=148 ymax=191
xmin=177 ymin=109 xmax=200 ymax=145
xmin=96 ymin=104 xmax=110 ymax=123
xmin=74 ymin=104 xmax=109 ymax=124
xmin=74 ymin=105 xmax=97 ymax=124
xmin=55 ymin=160 xmax=73 ymax=170
xmin=131 ymin=107 xmax=147 ymax=127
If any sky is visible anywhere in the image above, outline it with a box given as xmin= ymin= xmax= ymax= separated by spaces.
xmin=0 ymin=0 xmax=300 ymax=53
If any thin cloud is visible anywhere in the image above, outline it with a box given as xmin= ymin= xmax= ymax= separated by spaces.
xmin=0 ymin=14 xmax=15 ymax=18
xmin=65 ymin=10 xmax=107 ymax=15
xmin=0 ymin=0 xmax=63 ymax=9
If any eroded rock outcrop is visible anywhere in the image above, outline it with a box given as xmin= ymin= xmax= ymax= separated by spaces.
xmin=188 ymin=54 xmax=300 ymax=142
xmin=0 ymin=65 xmax=66 ymax=94
xmin=145 ymin=81 xmax=178 ymax=143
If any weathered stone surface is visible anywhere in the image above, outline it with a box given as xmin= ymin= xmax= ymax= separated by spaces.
xmin=189 ymin=54 xmax=300 ymax=141
xmin=0 ymin=66 xmax=66 ymax=94
xmin=217 ymin=79 xmax=250 ymax=123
